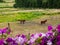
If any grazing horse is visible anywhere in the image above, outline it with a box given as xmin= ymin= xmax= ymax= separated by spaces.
xmin=41 ymin=19 xmax=47 ymax=25
xmin=18 ymin=20 xmax=26 ymax=24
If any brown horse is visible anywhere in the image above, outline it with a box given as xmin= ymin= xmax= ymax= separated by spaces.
xmin=18 ymin=20 xmax=26 ymax=24
xmin=41 ymin=19 xmax=47 ymax=25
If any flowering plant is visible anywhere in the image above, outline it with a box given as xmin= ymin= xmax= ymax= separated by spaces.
xmin=0 ymin=24 xmax=60 ymax=45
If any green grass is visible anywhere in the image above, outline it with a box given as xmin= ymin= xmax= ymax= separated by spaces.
xmin=0 ymin=11 xmax=60 ymax=23
xmin=0 ymin=11 xmax=43 ymax=22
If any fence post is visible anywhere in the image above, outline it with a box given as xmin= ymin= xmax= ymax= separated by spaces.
xmin=7 ymin=23 xmax=11 ymax=34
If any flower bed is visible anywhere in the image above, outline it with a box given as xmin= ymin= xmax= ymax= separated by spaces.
xmin=0 ymin=25 xmax=60 ymax=45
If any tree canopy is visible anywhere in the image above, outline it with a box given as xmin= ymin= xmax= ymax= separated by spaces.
xmin=14 ymin=0 xmax=60 ymax=8
xmin=0 ymin=0 xmax=4 ymax=2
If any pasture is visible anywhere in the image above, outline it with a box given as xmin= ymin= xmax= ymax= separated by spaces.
xmin=0 ymin=1 xmax=60 ymax=36
xmin=0 ymin=11 xmax=60 ymax=36
xmin=0 ymin=0 xmax=60 ymax=45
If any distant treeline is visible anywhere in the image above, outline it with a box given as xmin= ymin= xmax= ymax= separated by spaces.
xmin=14 ymin=0 xmax=60 ymax=8
xmin=0 ymin=0 xmax=4 ymax=2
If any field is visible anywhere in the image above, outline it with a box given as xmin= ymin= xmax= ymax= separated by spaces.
xmin=0 ymin=1 xmax=60 ymax=45
xmin=0 ymin=1 xmax=60 ymax=37
xmin=0 ymin=11 xmax=60 ymax=36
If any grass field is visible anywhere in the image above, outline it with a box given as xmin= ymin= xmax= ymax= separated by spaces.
xmin=0 ymin=11 xmax=60 ymax=23
xmin=0 ymin=14 xmax=60 ymax=36
xmin=0 ymin=11 xmax=42 ymax=22
xmin=0 ymin=1 xmax=60 ymax=36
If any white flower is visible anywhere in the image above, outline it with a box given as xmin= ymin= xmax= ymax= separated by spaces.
xmin=28 ymin=38 xmax=36 ymax=44
xmin=47 ymin=40 xmax=52 ymax=45
xmin=40 ymin=33 xmax=46 ymax=37
xmin=15 ymin=36 xmax=25 ymax=44
xmin=34 ymin=33 xmax=39 ymax=39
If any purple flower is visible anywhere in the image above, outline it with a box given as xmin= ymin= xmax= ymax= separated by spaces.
xmin=0 ymin=27 xmax=8 ymax=34
xmin=42 ymin=37 xmax=48 ymax=42
xmin=6 ymin=38 xmax=18 ymax=45
xmin=21 ymin=34 xmax=26 ymax=38
xmin=0 ymin=29 xmax=2 ymax=34
xmin=56 ymin=41 xmax=60 ymax=45
xmin=6 ymin=38 xmax=13 ymax=42
xmin=31 ymin=34 xmax=34 ymax=37
xmin=48 ymin=25 xmax=53 ymax=31
xmin=56 ymin=35 xmax=60 ymax=41
xmin=40 ymin=40 xmax=46 ymax=45
xmin=46 ymin=31 xmax=53 ymax=38
xmin=39 ymin=33 xmax=42 ymax=37
xmin=56 ymin=25 xmax=60 ymax=32
xmin=2 ymin=27 xmax=8 ymax=33
xmin=0 ymin=39 xmax=4 ymax=45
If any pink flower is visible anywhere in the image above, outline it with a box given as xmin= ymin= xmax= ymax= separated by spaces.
xmin=48 ymin=25 xmax=53 ymax=31
xmin=2 ymin=27 xmax=8 ymax=33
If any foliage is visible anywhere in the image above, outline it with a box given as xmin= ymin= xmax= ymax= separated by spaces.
xmin=14 ymin=0 xmax=60 ymax=8
xmin=0 ymin=0 xmax=4 ymax=2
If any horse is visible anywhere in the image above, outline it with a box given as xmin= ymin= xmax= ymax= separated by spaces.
xmin=41 ymin=19 xmax=47 ymax=25
xmin=18 ymin=20 xmax=26 ymax=24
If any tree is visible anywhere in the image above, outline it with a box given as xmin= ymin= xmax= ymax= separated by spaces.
xmin=14 ymin=0 xmax=37 ymax=8
xmin=47 ymin=0 xmax=54 ymax=8
xmin=37 ymin=0 xmax=42 ymax=8
xmin=0 ymin=0 xmax=4 ymax=2
xmin=53 ymin=0 xmax=60 ymax=8
xmin=14 ymin=0 xmax=60 ymax=8
xmin=42 ymin=0 xmax=48 ymax=8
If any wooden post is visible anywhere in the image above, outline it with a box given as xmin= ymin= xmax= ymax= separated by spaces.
xmin=7 ymin=23 xmax=11 ymax=34
xmin=8 ymin=23 xmax=11 ymax=31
